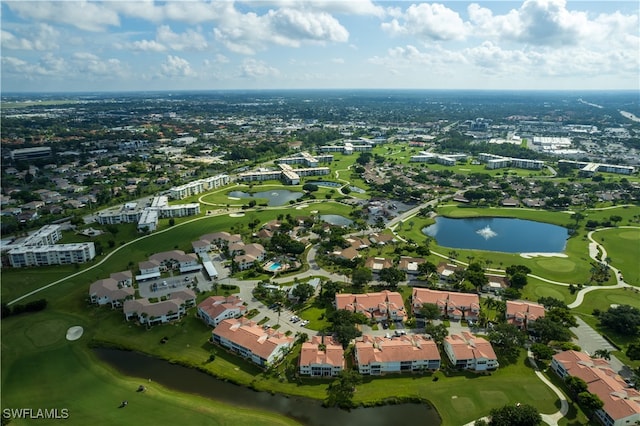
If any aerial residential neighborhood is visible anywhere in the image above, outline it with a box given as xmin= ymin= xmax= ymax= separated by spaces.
xmin=3 ymin=81 xmax=640 ymax=426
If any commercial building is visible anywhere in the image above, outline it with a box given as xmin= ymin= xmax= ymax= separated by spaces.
xmin=10 ymin=146 xmax=52 ymax=162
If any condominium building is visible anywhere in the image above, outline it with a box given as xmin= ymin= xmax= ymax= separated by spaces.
xmin=355 ymin=334 xmax=441 ymax=375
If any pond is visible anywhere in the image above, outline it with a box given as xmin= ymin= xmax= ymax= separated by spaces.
xmin=422 ymin=217 xmax=568 ymax=253
xmin=319 ymin=214 xmax=354 ymax=227
xmin=228 ymin=190 xmax=303 ymax=206
xmin=95 ymin=348 xmax=440 ymax=426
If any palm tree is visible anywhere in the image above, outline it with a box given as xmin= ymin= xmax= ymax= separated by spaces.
xmin=593 ymin=349 xmax=611 ymax=361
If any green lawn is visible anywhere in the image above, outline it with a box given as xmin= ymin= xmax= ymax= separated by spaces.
xmin=353 ymin=351 xmax=559 ymax=425
xmin=0 ymin=311 xmax=299 ymax=426
xmin=594 ymin=227 xmax=640 ymax=286
xmin=573 ymin=287 xmax=640 ymax=368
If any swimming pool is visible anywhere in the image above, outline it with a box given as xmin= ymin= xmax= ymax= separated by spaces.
xmin=268 ymin=263 xmax=282 ymax=271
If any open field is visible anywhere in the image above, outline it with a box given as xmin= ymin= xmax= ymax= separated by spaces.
xmin=1 ymin=311 xmax=300 ymax=426
xmin=353 ymin=352 xmax=560 ymax=425
xmin=594 ymin=227 xmax=640 ymax=286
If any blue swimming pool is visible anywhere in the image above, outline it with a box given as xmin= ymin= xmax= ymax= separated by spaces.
xmin=268 ymin=263 xmax=282 ymax=271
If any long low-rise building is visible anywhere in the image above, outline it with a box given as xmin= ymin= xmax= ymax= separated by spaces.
xmin=478 ymin=153 xmax=544 ymax=170
xmin=558 ymin=159 xmax=635 ymax=175
xmin=552 ymin=350 xmax=640 ymax=426
xmin=412 ymin=288 xmax=480 ymax=321
xmin=212 ymin=318 xmax=294 ymax=367
xmin=299 ymin=336 xmax=345 ymax=377
xmin=168 ymin=174 xmax=230 ymax=199
xmin=355 ymin=334 xmax=441 ymax=375
xmin=8 ymin=242 xmax=95 ymax=268
xmin=97 ymin=196 xmax=200 ymax=232
xmin=443 ymin=332 xmax=498 ymax=372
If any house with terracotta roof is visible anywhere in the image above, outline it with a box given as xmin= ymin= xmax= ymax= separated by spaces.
xmin=335 ymin=290 xmax=407 ymax=322
xmin=506 ymin=300 xmax=545 ymax=329
xmin=299 ymin=336 xmax=345 ymax=377
xmin=89 ymin=273 xmax=135 ymax=308
xmin=443 ymin=332 xmax=499 ymax=372
xmin=212 ymin=318 xmax=294 ymax=367
xmin=197 ymin=295 xmax=247 ymax=327
xmin=551 ymin=350 xmax=640 ymax=426
xmin=355 ymin=334 xmax=441 ymax=375
xmin=123 ymin=289 xmax=196 ymax=325
xmin=436 ymin=262 xmax=463 ymax=283
xmin=412 ymin=288 xmax=480 ymax=321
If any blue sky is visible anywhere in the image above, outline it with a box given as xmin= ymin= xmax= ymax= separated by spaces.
xmin=1 ymin=1 xmax=638 ymax=92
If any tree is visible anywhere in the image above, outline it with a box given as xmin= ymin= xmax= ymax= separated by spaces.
xmin=593 ymin=349 xmax=611 ymax=361
xmin=599 ymin=305 xmax=640 ymax=336
xmin=546 ymin=307 xmax=578 ymax=328
xmin=291 ymin=282 xmax=314 ymax=304
xmin=530 ymin=343 xmax=555 ymax=361
xmin=488 ymin=323 xmax=525 ymax=364
xmin=319 ymin=281 xmax=342 ymax=306
xmin=501 ymin=287 xmax=521 ymax=300
xmin=577 ymin=391 xmax=604 ymax=415
xmin=351 ymin=267 xmax=372 ymax=288
xmin=378 ymin=267 xmax=405 ymax=288
xmin=530 ymin=317 xmax=571 ymax=344
xmin=325 ymin=369 xmax=362 ymax=408
xmin=302 ymin=183 xmax=319 ymax=192
xmin=418 ymin=261 xmax=437 ymax=277
xmin=424 ymin=323 xmax=448 ymax=345
xmin=329 ymin=310 xmax=365 ymax=348
xmin=419 ymin=303 xmax=442 ymax=323
xmin=466 ymin=262 xmax=488 ymax=291
xmin=626 ymin=342 xmax=640 ymax=361
xmin=537 ymin=297 xmax=567 ymax=310
xmin=509 ymin=272 xmax=528 ymax=289
xmin=489 ymin=403 xmax=542 ymax=426
xmin=565 ymin=376 xmax=588 ymax=396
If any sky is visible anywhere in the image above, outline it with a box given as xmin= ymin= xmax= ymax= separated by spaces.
xmin=1 ymin=0 xmax=639 ymax=92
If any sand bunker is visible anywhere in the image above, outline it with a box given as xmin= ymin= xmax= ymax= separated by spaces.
xmin=66 ymin=326 xmax=84 ymax=341
xmin=295 ymin=204 xmax=309 ymax=209
xmin=229 ymin=213 xmax=245 ymax=217
xmin=520 ymin=252 xmax=568 ymax=259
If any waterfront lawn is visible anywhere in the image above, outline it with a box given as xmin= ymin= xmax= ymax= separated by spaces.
xmin=595 ymin=227 xmax=640 ymax=286
xmin=353 ymin=351 xmax=559 ymax=426
xmin=1 ymin=312 xmax=299 ymax=426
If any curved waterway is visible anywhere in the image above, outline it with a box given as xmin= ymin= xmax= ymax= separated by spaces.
xmin=95 ymin=348 xmax=441 ymax=426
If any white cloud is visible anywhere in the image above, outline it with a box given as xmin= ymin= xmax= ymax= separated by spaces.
xmin=6 ymin=1 xmax=120 ymax=32
xmin=240 ymin=59 xmax=280 ymax=78
xmin=72 ymin=52 xmax=126 ymax=77
xmin=382 ymin=3 xmax=470 ymax=41
xmin=129 ymin=39 xmax=167 ymax=53
xmin=1 ymin=24 xmax=59 ymax=51
xmin=212 ymin=3 xmax=349 ymax=54
xmin=156 ymin=25 xmax=208 ymax=51
xmin=268 ymin=8 xmax=349 ymax=46
xmin=214 ymin=54 xmax=230 ymax=64
xmin=468 ymin=0 xmax=638 ymax=48
xmin=331 ymin=58 xmax=345 ymax=64
xmin=160 ymin=55 xmax=195 ymax=77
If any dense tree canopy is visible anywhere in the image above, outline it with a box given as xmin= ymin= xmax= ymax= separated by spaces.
xmin=599 ymin=305 xmax=640 ymax=336
xmin=489 ymin=403 xmax=542 ymax=426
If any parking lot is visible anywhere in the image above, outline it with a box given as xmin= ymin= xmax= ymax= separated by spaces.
xmin=138 ymin=270 xmax=211 ymax=298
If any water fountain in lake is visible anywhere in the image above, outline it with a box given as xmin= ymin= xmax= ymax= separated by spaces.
xmin=476 ymin=225 xmax=497 ymax=240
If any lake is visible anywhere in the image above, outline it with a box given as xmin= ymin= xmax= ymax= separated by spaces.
xmin=95 ymin=348 xmax=440 ymax=426
xmin=422 ymin=217 xmax=568 ymax=253
xmin=228 ymin=190 xmax=303 ymax=206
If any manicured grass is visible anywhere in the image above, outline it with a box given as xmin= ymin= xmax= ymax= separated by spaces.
xmin=1 ymin=311 xmax=299 ymax=426
xmin=573 ymin=287 xmax=640 ymax=368
xmin=297 ymin=305 xmax=331 ymax=331
xmin=521 ymin=277 xmax=576 ymax=305
xmin=594 ymin=227 xmax=640 ymax=286
xmin=353 ymin=351 xmax=559 ymax=425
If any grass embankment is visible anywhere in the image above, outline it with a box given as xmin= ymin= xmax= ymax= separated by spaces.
xmin=572 ymin=287 xmax=640 ymax=368
xmin=0 ymin=310 xmax=300 ymax=426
